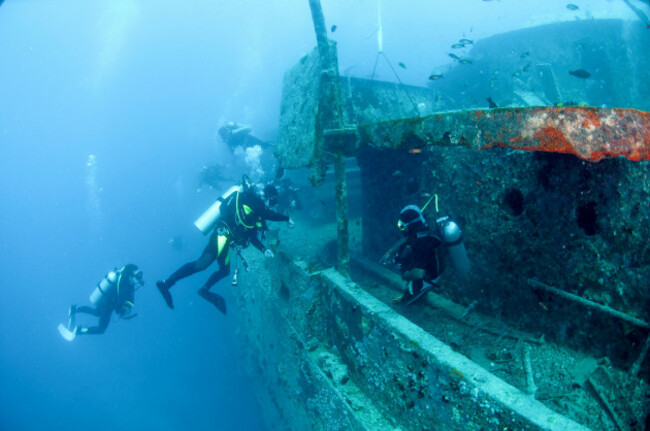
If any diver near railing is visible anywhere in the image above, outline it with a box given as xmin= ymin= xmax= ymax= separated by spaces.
xmin=156 ymin=175 xmax=292 ymax=315
xmin=380 ymin=195 xmax=470 ymax=305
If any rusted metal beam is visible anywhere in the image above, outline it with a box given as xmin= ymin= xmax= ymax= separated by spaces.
xmin=308 ymin=0 xmax=349 ymax=276
xmin=358 ymin=106 xmax=650 ymax=162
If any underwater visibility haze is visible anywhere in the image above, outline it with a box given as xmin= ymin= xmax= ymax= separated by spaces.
xmin=0 ymin=0 xmax=646 ymax=430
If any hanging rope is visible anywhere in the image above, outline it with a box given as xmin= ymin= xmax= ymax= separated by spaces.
xmin=369 ymin=0 xmax=421 ymax=117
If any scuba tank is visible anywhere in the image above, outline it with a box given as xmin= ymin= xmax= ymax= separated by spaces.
xmin=436 ymin=216 xmax=471 ymax=276
xmin=89 ymin=269 xmax=119 ymax=307
xmin=194 ymin=185 xmax=241 ymax=235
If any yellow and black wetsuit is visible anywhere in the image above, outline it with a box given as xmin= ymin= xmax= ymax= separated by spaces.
xmin=157 ymin=188 xmax=288 ymax=310
xmin=75 ymin=265 xmax=138 ymax=335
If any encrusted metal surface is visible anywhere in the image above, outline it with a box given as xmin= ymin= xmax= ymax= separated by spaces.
xmin=359 ymin=106 xmax=650 ymax=162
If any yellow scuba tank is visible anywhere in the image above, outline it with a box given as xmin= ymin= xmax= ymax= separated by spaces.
xmin=194 ymin=185 xmax=241 ymax=235
xmin=89 ymin=270 xmax=118 ymax=307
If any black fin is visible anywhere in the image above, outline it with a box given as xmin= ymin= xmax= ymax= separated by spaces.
xmin=156 ymin=281 xmax=174 ymax=309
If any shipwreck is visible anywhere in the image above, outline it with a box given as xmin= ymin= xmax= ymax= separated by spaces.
xmin=230 ymin=1 xmax=650 ymax=429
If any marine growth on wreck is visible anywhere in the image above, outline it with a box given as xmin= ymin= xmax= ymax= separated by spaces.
xmin=236 ymin=1 xmax=650 ymax=430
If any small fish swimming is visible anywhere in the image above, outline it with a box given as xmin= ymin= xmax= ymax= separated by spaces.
xmin=451 ymin=43 xmax=466 ymax=49
xmin=566 ymin=4 xmax=579 ymax=11
xmin=331 ymin=25 xmax=337 ymax=33
xmin=459 ymin=59 xmax=473 ymax=64
xmin=428 ymin=74 xmax=443 ymax=80
xmin=520 ymin=51 xmax=530 ymax=59
xmin=512 ymin=70 xmax=521 ymax=77
xmin=522 ymin=64 xmax=531 ymax=72
xmin=555 ymin=101 xmax=580 ymax=107
xmin=409 ymin=148 xmax=423 ymax=154
xmin=486 ymin=97 xmax=498 ymax=108
xmin=569 ymin=69 xmax=591 ymax=79
xmin=448 ymin=53 xmax=460 ymax=61
xmin=398 ymin=62 xmax=406 ymax=69
xmin=458 ymin=38 xmax=473 ymax=45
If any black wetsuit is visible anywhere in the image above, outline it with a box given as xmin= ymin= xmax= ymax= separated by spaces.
xmin=76 ymin=270 xmax=136 ymax=335
xmin=395 ymin=225 xmax=443 ymax=293
xmin=219 ymin=123 xmax=268 ymax=152
xmin=162 ymin=188 xmax=289 ymax=292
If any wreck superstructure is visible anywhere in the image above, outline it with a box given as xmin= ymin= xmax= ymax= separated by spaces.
xmin=233 ymin=2 xmax=650 ymax=429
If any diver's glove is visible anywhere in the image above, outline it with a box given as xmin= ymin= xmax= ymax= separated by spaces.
xmin=264 ymin=248 xmax=274 ymax=258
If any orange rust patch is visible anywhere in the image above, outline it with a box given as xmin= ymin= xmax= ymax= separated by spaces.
xmin=534 ymin=126 xmax=573 ymax=154
xmin=583 ymin=109 xmax=602 ymax=128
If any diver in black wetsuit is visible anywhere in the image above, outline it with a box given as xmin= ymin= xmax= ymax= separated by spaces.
xmin=381 ymin=205 xmax=444 ymax=305
xmin=60 ymin=264 xmax=144 ymax=340
xmin=218 ymin=121 xmax=269 ymax=152
xmin=156 ymin=179 xmax=290 ymax=314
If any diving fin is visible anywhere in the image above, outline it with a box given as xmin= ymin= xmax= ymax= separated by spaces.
xmin=405 ymin=282 xmax=436 ymax=306
xmin=68 ymin=305 xmax=76 ymax=329
xmin=198 ymin=288 xmax=227 ymax=315
xmin=58 ymin=324 xmax=77 ymax=341
xmin=156 ymin=281 xmax=174 ymax=309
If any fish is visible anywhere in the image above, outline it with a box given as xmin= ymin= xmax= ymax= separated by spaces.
xmin=486 ymin=97 xmax=498 ymax=108
xmin=451 ymin=43 xmax=466 ymax=49
xmin=448 ymin=53 xmax=460 ymax=61
xmin=330 ymin=25 xmax=337 ymax=33
xmin=409 ymin=148 xmax=423 ymax=154
xmin=555 ymin=101 xmax=580 ymax=107
xmin=459 ymin=59 xmax=473 ymax=64
xmin=451 ymin=368 xmax=464 ymax=378
xmin=569 ymin=69 xmax=591 ymax=79
xmin=512 ymin=71 xmax=521 ymax=77
xmin=520 ymin=51 xmax=530 ymax=59
xmin=458 ymin=38 xmax=473 ymax=44
xmin=522 ymin=64 xmax=531 ymax=72
xmin=566 ymin=4 xmax=579 ymax=11
xmin=398 ymin=62 xmax=406 ymax=69
xmin=428 ymin=74 xmax=443 ymax=81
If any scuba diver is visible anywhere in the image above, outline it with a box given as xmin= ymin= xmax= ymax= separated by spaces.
xmin=156 ymin=176 xmax=290 ymax=314
xmin=258 ymin=168 xmax=302 ymax=218
xmin=58 ymin=264 xmax=144 ymax=341
xmin=218 ymin=121 xmax=269 ymax=153
xmin=260 ymin=183 xmax=295 ymax=227
xmin=380 ymin=202 xmax=470 ymax=305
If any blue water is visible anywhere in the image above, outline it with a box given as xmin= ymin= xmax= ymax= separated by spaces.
xmin=0 ymin=1 xmax=641 ymax=430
